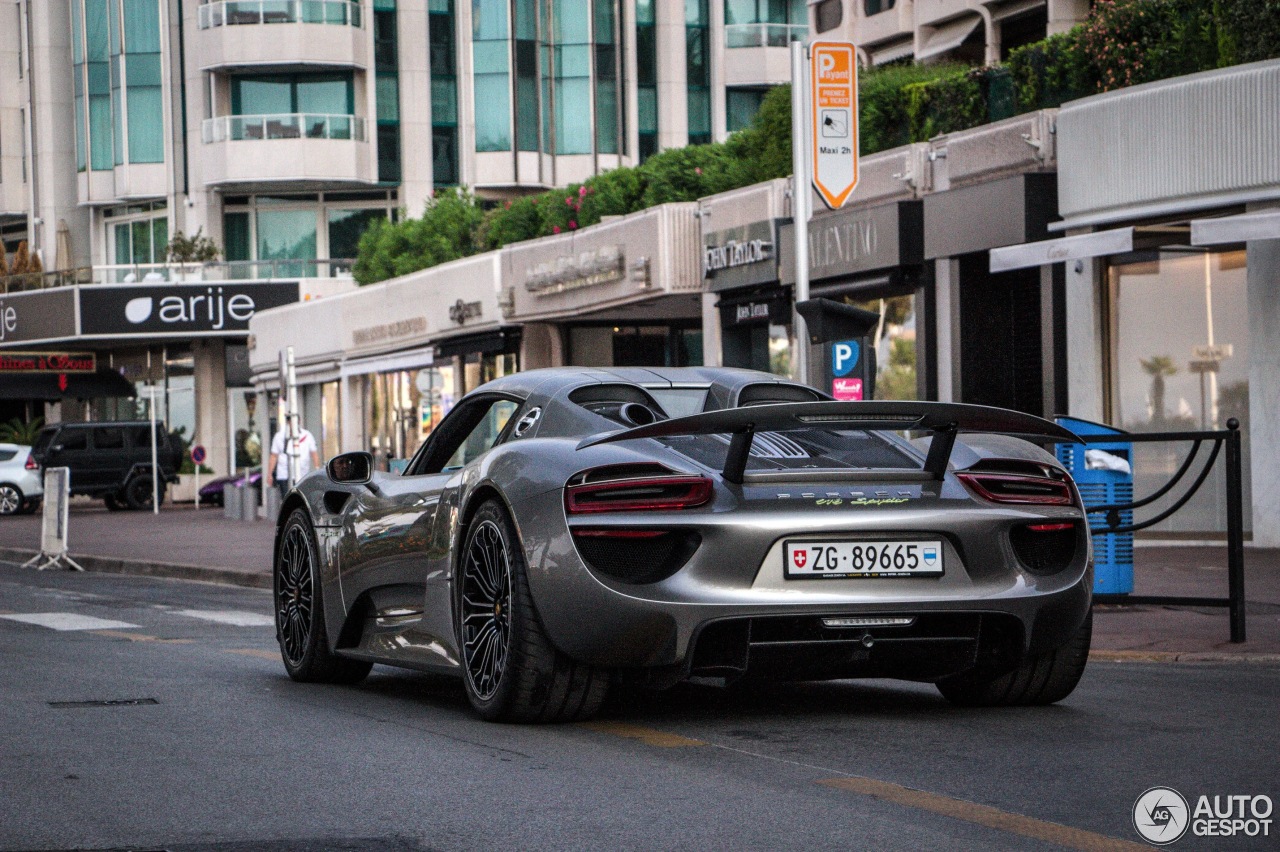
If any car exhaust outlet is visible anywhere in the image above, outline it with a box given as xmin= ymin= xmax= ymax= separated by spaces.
xmin=821 ymin=616 xmax=916 ymax=629
xmin=860 ymin=633 xmax=875 ymax=649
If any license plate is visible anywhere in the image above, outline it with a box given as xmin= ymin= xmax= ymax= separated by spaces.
xmin=784 ymin=540 xmax=944 ymax=579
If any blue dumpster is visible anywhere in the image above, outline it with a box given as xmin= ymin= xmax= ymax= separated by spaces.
xmin=1055 ymin=416 xmax=1134 ymax=594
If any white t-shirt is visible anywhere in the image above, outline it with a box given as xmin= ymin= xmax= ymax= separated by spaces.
xmin=271 ymin=428 xmax=318 ymax=481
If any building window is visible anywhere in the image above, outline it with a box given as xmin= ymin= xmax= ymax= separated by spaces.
xmin=222 ymin=191 xmax=395 ymax=277
xmin=864 ymin=0 xmax=895 ymax=15
xmin=430 ymin=0 xmax=460 ymax=183
xmin=375 ymin=4 xmax=402 ymax=184
xmin=473 ymin=0 xmax=512 ymax=151
xmin=108 ymin=202 xmax=168 ymax=267
xmin=122 ymin=0 xmax=163 ymax=163
xmin=686 ymin=0 xmax=711 ymax=146
xmin=552 ymin=0 xmax=593 ymax=154
xmin=1107 ymin=248 xmax=1252 ymax=534
xmin=231 ymin=73 xmax=355 ymax=117
xmin=636 ymin=0 xmax=657 ymax=160
xmin=726 ymin=87 xmax=766 ymax=132
xmin=724 ymin=0 xmax=807 ymax=47
xmin=814 ymin=0 xmax=842 ymax=33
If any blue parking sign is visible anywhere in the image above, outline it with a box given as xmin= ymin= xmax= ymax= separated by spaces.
xmin=832 ymin=340 xmax=860 ymax=377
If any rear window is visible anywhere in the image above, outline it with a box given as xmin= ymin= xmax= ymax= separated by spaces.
xmin=660 ymin=428 xmax=918 ymax=473
xmin=646 ymin=388 xmax=708 ymax=419
xmin=32 ymin=429 xmax=55 ymax=454
xmin=0 ymin=450 xmax=15 ymax=462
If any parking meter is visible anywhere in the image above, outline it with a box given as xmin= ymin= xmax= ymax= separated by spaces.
xmin=795 ymin=298 xmax=881 ymax=400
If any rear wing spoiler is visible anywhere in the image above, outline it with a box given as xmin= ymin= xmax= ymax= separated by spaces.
xmin=576 ymin=400 xmax=1081 ymax=484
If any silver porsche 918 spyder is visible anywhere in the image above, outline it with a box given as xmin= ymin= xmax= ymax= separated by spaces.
xmin=272 ymin=367 xmax=1092 ymax=722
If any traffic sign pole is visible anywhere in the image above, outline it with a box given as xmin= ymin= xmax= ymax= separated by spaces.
xmin=790 ymin=41 xmax=812 ymax=388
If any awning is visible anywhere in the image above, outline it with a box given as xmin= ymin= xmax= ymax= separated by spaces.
xmin=915 ymin=15 xmax=982 ymax=61
xmin=1191 ymin=210 xmax=1280 ymax=246
xmin=338 ymin=347 xmax=434 ymax=380
xmin=0 ymin=367 xmax=136 ymax=401
xmin=989 ymin=227 xmax=1135 ymax=273
xmin=869 ymin=40 xmax=915 ymax=66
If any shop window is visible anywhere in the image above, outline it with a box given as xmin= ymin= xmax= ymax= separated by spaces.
xmin=845 ymin=293 xmax=917 ymax=401
xmin=1108 ymin=249 xmax=1251 ymax=535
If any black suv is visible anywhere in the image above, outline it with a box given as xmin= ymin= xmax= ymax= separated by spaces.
xmin=31 ymin=421 xmax=183 ymax=510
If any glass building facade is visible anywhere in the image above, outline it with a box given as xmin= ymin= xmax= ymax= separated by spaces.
xmin=472 ymin=0 xmax=626 ymax=157
xmin=685 ymin=0 xmax=710 ymax=145
xmin=71 ymin=0 xmax=165 ymax=172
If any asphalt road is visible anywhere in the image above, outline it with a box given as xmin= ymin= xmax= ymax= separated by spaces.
xmin=1 ymin=563 xmax=1276 ymax=852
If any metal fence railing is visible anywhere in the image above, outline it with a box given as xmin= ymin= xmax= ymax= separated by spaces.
xmin=1082 ymin=419 xmax=1247 ymax=643
xmin=0 ymin=260 xmax=354 ymax=292
xmin=724 ymin=23 xmax=807 ymax=48
xmin=198 ymin=0 xmax=362 ymax=29
xmin=202 ymin=113 xmax=366 ymax=143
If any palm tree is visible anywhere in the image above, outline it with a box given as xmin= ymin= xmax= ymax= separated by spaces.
xmin=1140 ymin=355 xmax=1178 ymax=424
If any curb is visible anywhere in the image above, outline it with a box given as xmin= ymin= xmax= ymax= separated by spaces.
xmin=0 ymin=546 xmax=271 ymax=590
xmin=1089 ymin=650 xmax=1280 ymax=664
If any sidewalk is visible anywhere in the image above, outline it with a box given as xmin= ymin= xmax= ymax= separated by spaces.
xmin=0 ymin=500 xmax=1276 ymax=660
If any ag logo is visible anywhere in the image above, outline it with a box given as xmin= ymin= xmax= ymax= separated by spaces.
xmin=793 ymin=549 xmax=807 ymax=568
xmin=1133 ymin=787 xmax=1190 ymax=845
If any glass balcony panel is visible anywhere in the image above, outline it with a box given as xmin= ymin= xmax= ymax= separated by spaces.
xmin=199 ymin=0 xmax=362 ymax=28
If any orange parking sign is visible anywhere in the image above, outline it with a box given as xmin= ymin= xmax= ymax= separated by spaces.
xmin=810 ymin=42 xmax=859 ymax=209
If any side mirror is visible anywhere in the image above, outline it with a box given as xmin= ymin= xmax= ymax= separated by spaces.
xmin=327 ymin=451 xmax=373 ymax=485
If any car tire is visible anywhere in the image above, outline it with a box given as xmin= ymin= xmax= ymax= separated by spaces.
xmin=19 ymin=497 xmax=40 ymax=515
xmin=937 ymin=611 xmax=1092 ymax=707
xmin=274 ymin=508 xmax=372 ymax=685
xmin=104 ymin=494 xmax=126 ymax=511
xmin=0 ymin=484 xmax=23 ymax=516
xmin=123 ymin=476 xmax=165 ymax=511
xmin=458 ymin=500 xmax=609 ymax=723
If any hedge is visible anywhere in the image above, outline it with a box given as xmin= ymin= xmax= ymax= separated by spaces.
xmin=354 ymin=0 xmax=1280 ymax=285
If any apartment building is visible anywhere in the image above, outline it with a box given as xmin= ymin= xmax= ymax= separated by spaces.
xmin=1 ymin=0 xmax=811 ymax=277
xmin=812 ymin=0 xmax=1089 ymax=66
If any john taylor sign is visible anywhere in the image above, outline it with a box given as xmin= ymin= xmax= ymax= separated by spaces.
xmin=80 ymin=283 xmax=299 ymax=337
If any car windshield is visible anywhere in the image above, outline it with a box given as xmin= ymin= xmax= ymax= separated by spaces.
xmin=659 ymin=427 xmax=918 ymax=473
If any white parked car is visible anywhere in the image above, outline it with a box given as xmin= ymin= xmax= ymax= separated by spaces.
xmin=0 ymin=444 xmax=42 ymax=515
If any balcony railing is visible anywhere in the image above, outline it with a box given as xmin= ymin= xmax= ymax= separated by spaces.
xmin=198 ymin=0 xmax=362 ymax=29
xmin=724 ymin=23 xmax=807 ymax=48
xmin=202 ymin=113 xmax=367 ymax=143
xmin=0 ymin=261 xmax=354 ymax=292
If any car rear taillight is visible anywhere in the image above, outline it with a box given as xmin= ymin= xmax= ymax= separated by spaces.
xmin=565 ymin=470 xmax=713 ymax=514
xmin=25 ymin=455 xmax=38 ymax=471
xmin=956 ymin=466 xmax=1076 ymax=506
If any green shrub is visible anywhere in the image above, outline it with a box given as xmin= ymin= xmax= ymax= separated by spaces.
xmin=1008 ymin=30 xmax=1096 ymax=110
xmin=859 ymin=62 xmax=968 ymax=153
xmin=904 ymin=68 xmax=985 ymax=141
xmin=353 ymin=188 xmax=486 ymax=284
xmin=1217 ymin=0 xmax=1280 ymax=64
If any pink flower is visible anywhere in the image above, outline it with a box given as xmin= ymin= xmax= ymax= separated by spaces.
xmin=569 ymin=220 xmax=577 ymax=229
xmin=695 ymin=167 xmax=702 ymax=175
xmin=504 ymin=201 xmax=512 ymax=209
xmin=552 ymin=225 xmax=561 ymax=234
xmin=566 ymin=197 xmax=574 ymax=206
xmin=578 ymin=186 xmax=587 ymax=197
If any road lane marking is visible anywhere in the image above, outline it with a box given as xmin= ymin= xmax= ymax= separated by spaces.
xmin=578 ymin=721 xmax=705 ymax=748
xmin=0 ymin=612 xmax=140 ymax=631
xmin=175 ymin=609 xmax=274 ymax=627
xmin=89 ymin=630 xmax=194 ymax=644
xmin=226 ymin=648 xmax=280 ymax=660
xmin=819 ymin=777 xmax=1148 ymax=852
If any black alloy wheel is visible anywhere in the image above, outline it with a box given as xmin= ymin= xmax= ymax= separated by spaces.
xmin=273 ymin=508 xmax=371 ymax=684
xmin=0 ymin=484 xmax=22 ymax=516
xmin=460 ymin=518 xmax=513 ymax=701
xmin=277 ymin=523 xmax=315 ymax=668
xmin=457 ymin=500 xmax=608 ymax=722
xmin=124 ymin=476 xmax=164 ymax=511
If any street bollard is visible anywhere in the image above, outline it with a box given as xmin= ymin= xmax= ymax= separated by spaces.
xmin=223 ymin=483 xmax=240 ymax=520
xmin=240 ymin=484 xmax=258 ymax=522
